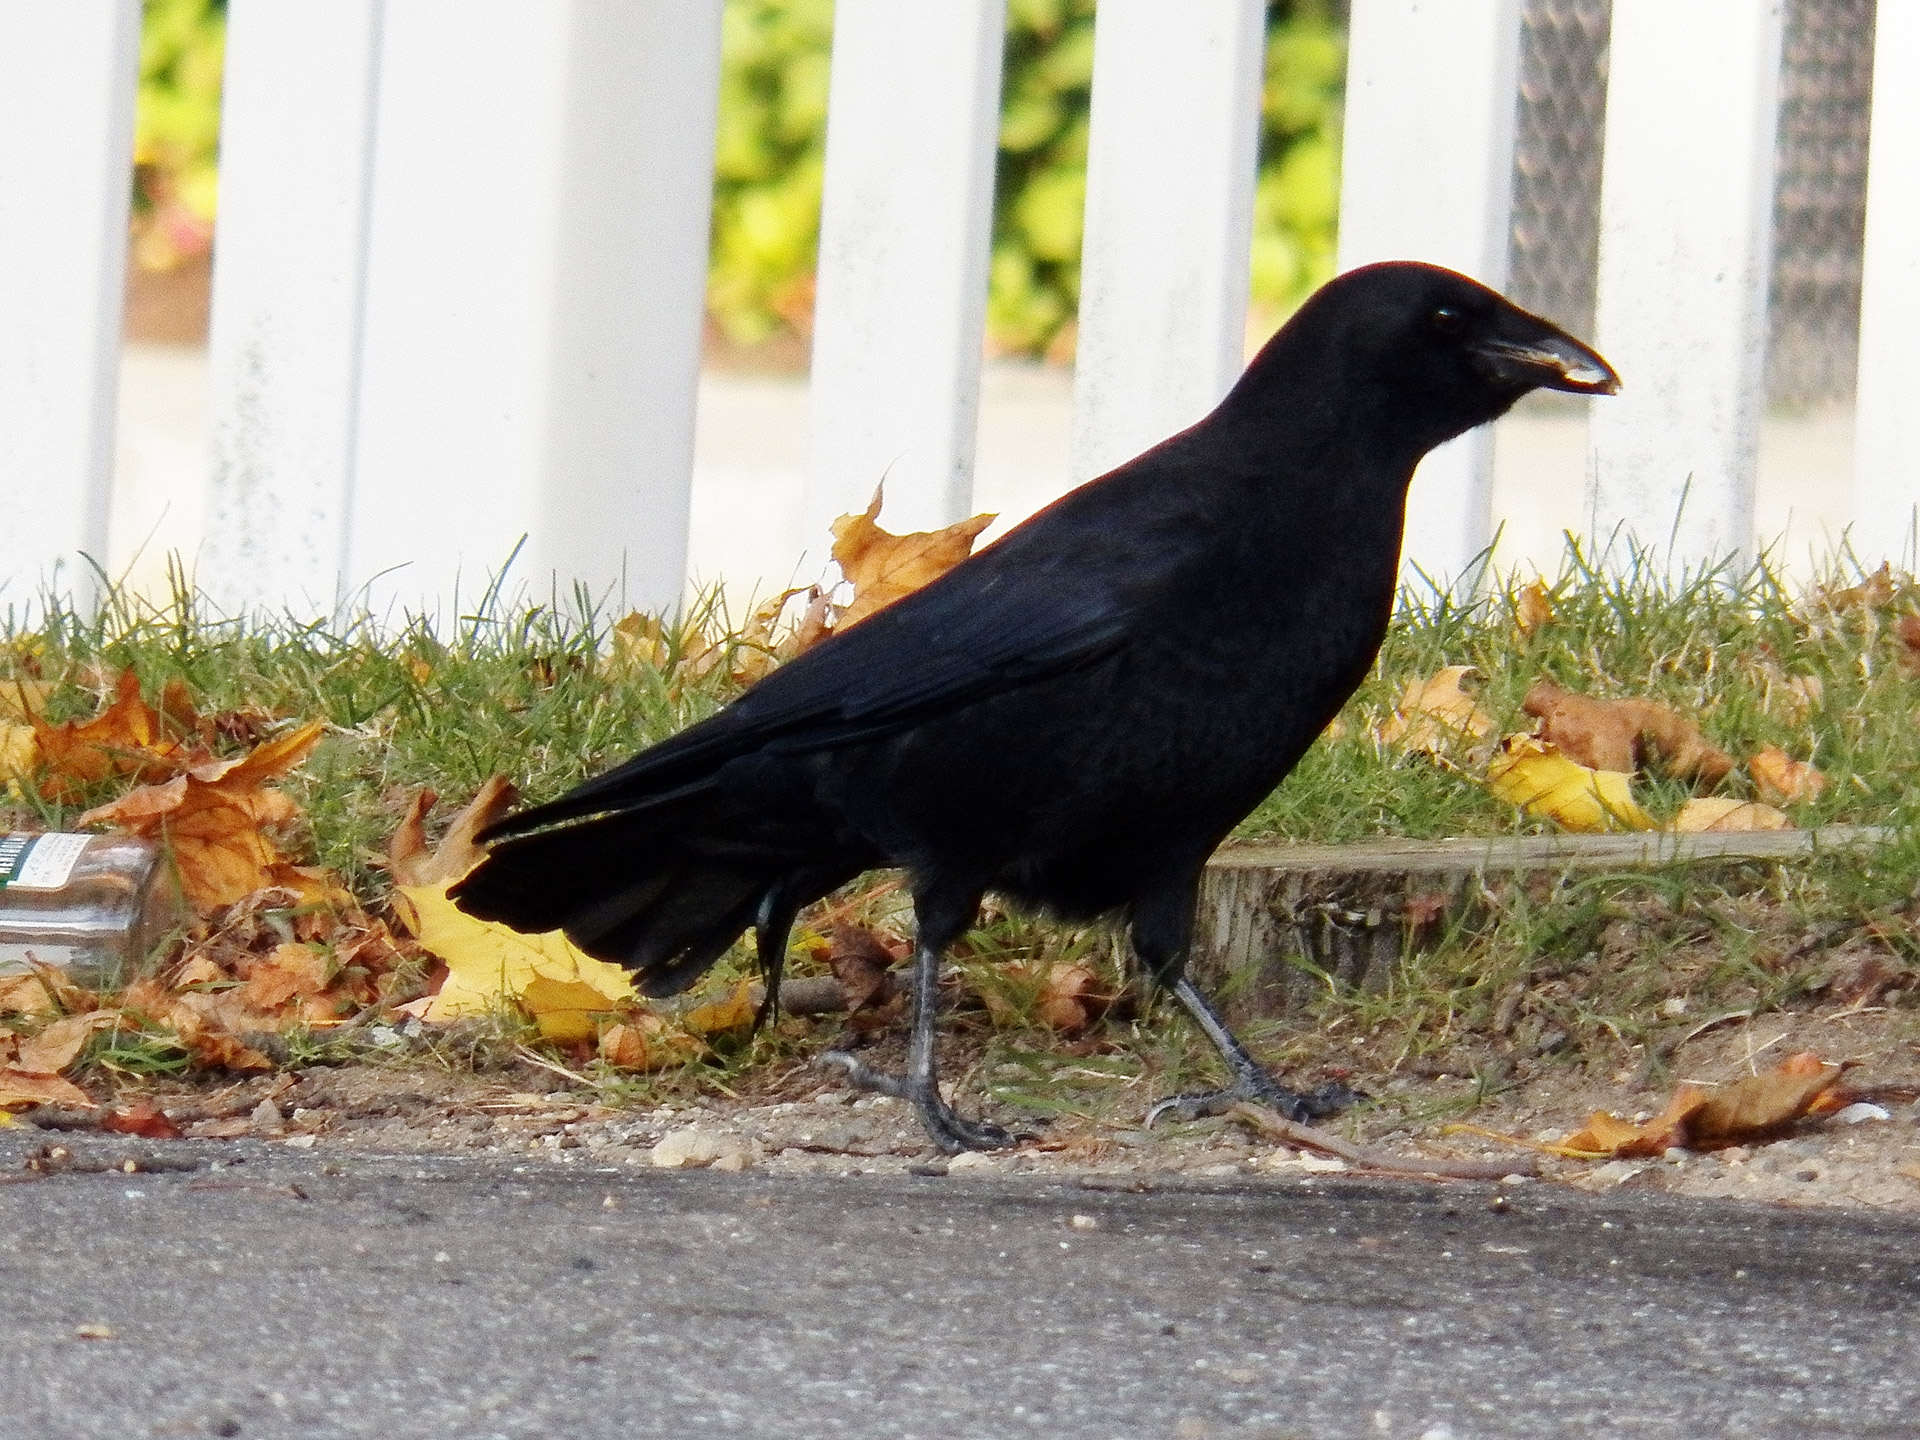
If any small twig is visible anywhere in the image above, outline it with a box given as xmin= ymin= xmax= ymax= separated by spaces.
xmin=512 ymin=1045 xmax=594 ymax=1088
xmin=1230 ymin=1103 xmax=1539 ymax=1180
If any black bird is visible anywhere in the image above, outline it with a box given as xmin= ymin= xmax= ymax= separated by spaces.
xmin=452 ymin=261 xmax=1619 ymax=1151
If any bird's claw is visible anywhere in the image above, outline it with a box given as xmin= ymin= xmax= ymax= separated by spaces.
xmin=1145 ymin=1072 xmax=1361 ymax=1129
xmin=819 ymin=1050 xmax=1022 ymax=1154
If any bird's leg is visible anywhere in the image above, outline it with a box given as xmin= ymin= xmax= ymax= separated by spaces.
xmin=820 ymin=887 xmax=1016 ymax=1153
xmin=751 ymin=886 xmax=800 ymax=1032
xmin=1144 ymin=975 xmax=1359 ymax=1127
xmin=1128 ymin=875 xmax=1358 ymax=1128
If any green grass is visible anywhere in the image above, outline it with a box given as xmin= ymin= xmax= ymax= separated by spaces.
xmin=6 ymin=547 xmax=1919 ymax=1118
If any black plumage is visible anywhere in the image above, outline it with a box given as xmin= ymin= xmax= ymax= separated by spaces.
xmin=453 ymin=261 xmax=1619 ymax=1150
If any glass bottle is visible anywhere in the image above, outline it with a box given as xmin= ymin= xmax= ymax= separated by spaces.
xmin=0 ymin=833 xmax=184 ymax=989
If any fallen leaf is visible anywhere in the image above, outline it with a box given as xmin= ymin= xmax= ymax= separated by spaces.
xmin=388 ymin=778 xmax=518 ymax=888
xmin=826 ymin=926 xmax=902 ymax=1014
xmin=238 ymin=944 xmax=333 ymax=1014
xmin=1898 ymin=614 xmax=1920 ymax=673
xmin=1484 ymin=734 xmax=1655 ymax=832
xmin=388 ymin=787 xmax=639 ymax=1042
xmin=33 ymin=670 xmax=205 ymax=800
xmin=15 ymin=1012 xmax=118 ymax=1075
xmin=0 ymin=972 xmax=61 ymax=1018
xmin=79 ymin=720 xmax=328 ymax=910
xmin=102 ymin=1099 xmax=183 ymax=1140
xmin=1561 ymin=1051 xmax=1850 ymax=1157
xmin=1522 ymin=682 xmax=1734 ymax=787
xmin=1513 ymin=580 xmax=1554 ymax=636
xmin=1376 ymin=666 xmax=1494 ymax=757
xmin=681 ymin=978 xmax=757 ymax=1038
xmin=1748 ymin=746 xmax=1828 ymax=805
xmin=831 ymin=486 xmax=995 ymax=629
xmin=0 ymin=722 xmax=33 ymax=784
xmin=1813 ymin=562 xmax=1899 ymax=616
xmin=1032 ymin=962 xmax=1105 ymax=1034
xmin=0 ymin=1069 xmax=94 ymax=1109
xmin=1668 ymin=797 xmax=1792 ymax=833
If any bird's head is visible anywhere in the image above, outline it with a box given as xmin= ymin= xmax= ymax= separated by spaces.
xmin=1239 ymin=261 xmax=1619 ymax=462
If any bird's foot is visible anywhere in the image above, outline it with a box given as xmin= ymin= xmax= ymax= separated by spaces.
xmin=819 ymin=1050 xmax=1022 ymax=1154
xmin=1145 ymin=1068 xmax=1360 ymax=1129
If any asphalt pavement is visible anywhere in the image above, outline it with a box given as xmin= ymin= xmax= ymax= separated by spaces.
xmin=0 ymin=1131 xmax=1914 ymax=1440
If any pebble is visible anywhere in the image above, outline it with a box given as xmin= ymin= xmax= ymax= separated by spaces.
xmin=945 ymin=1151 xmax=995 ymax=1173
xmin=650 ymin=1129 xmax=751 ymax=1171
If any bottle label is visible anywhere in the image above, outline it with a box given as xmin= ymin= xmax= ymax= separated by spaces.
xmin=0 ymin=833 xmax=91 ymax=891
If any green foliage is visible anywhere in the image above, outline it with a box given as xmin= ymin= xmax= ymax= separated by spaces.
xmin=133 ymin=0 xmax=225 ymax=268
xmin=130 ymin=0 xmax=1344 ymax=352
xmin=720 ymin=0 xmax=1347 ymax=356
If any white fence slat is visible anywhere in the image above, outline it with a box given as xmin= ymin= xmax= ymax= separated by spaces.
xmin=0 ymin=0 xmax=138 ymax=613
xmin=1337 ymin=0 xmax=1522 ymax=588
xmin=1852 ymin=3 xmax=1920 ymax=565
xmin=202 ymin=0 xmax=384 ymax=618
xmin=1068 ymin=0 xmax=1264 ymax=485
xmin=803 ymin=0 xmax=1005 ymax=547
xmin=1586 ymin=1 xmax=1785 ymax=571
xmin=345 ymin=0 xmax=721 ymax=624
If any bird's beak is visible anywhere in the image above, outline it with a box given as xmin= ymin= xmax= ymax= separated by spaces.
xmin=1476 ymin=327 xmax=1620 ymax=396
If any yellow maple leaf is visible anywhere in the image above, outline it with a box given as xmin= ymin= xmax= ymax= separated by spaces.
xmin=831 ymin=485 xmax=995 ymax=629
xmin=396 ymin=881 xmax=634 ymax=1043
xmin=1484 ymin=734 xmax=1655 ymax=832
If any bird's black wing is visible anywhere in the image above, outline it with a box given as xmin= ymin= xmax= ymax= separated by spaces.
xmin=482 ymin=472 xmax=1204 ymax=839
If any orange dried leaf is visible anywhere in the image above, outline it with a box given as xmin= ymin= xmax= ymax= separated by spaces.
xmin=682 ymin=978 xmax=757 ymax=1038
xmin=102 ymin=1099 xmax=183 ymax=1140
xmin=1513 ymin=579 xmax=1554 ymax=635
xmin=1376 ymin=666 xmax=1494 ymax=756
xmin=1686 ymin=1052 xmax=1851 ymax=1147
xmin=1749 ymin=745 xmax=1828 ymax=805
xmin=239 ymin=944 xmax=333 ymax=1013
xmin=831 ymin=486 xmax=995 ymax=629
xmin=1668 ymin=797 xmax=1792 ymax=833
xmin=33 ymin=670 xmax=203 ymax=798
xmin=0 ymin=1069 xmax=94 ymax=1109
xmin=389 ymin=777 xmax=518 ymax=888
xmin=1522 ymin=681 xmax=1733 ymax=787
xmin=78 ymin=719 xmax=328 ymax=911
xmin=0 ymin=972 xmax=61 ymax=1018
xmin=15 ymin=1012 xmax=118 ymax=1075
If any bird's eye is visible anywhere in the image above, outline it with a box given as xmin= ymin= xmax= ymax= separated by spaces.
xmin=1430 ymin=306 xmax=1463 ymax=334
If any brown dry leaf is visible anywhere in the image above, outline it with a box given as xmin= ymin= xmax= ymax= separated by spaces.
xmin=389 ymin=778 xmax=518 ymax=888
xmin=15 ymin=1011 xmax=118 ymax=1075
xmin=79 ymin=719 xmax=328 ymax=910
xmin=1513 ymin=579 xmax=1555 ymax=636
xmin=0 ymin=678 xmax=51 ymax=723
xmin=239 ymin=943 xmax=334 ymax=1014
xmin=1894 ymin=613 xmax=1920 ymax=673
xmin=826 ymin=925 xmax=902 ymax=1014
xmin=831 ymin=486 xmax=995 ymax=629
xmin=1749 ymin=746 xmax=1828 ymax=806
xmin=1376 ymin=666 xmax=1494 ymax=758
xmin=102 ymin=1099 xmax=183 ymax=1140
xmin=0 ymin=1069 xmax=94 ymax=1109
xmin=1031 ymin=962 xmax=1105 ymax=1034
xmin=1668 ymin=797 xmax=1793 ymax=833
xmin=1813 ymin=562 xmax=1899 ymax=616
xmin=0 ymin=972 xmax=62 ymax=1019
xmin=1687 ymin=1052 xmax=1852 ymax=1145
xmin=33 ymin=670 xmax=207 ymax=800
xmin=731 ymin=588 xmax=809 ymax=687
xmin=610 ymin=611 xmax=673 ymax=671
xmin=1562 ymin=1051 xmax=1850 ymax=1157
xmin=789 ymin=587 xmax=836 ymax=656
xmin=1523 ymin=682 xmax=1734 ymax=787
xmin=1484 ymin=734 xmax=1655 ymax=833
xmin=598 ymin=1014 xmax=698 ymax=1071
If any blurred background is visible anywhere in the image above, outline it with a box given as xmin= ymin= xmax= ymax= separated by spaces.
xmin=112 ymin=0 xmax=1869 ymax=604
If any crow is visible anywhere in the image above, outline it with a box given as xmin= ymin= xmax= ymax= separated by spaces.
xmin=452 ymin=261 xmax=1618 ymax=1152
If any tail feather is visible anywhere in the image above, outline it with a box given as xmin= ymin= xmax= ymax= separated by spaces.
xmin=450 ymin=804 xmax=797 ymax=997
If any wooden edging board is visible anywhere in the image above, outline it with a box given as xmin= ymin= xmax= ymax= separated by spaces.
xmin=1203 ymin=824 xmax=1891 ymax=877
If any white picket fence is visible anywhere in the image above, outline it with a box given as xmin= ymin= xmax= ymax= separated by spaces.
xmin=0 ymin=0 xmax=1914 ymax=626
